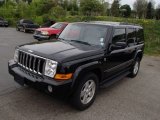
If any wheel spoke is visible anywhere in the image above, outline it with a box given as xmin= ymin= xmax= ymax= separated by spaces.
xmin=80 ymin=80 xmax=96 ymax=105
xmin=80 ymin=89 xmax=85 ymax=98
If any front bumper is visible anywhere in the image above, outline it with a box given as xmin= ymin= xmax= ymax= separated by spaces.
xmin=0 ymin=22 xmax=8 ymax=26
xmin=8 ymin=60 xmax=72 ymax=94
xmin=33 ymin=34 xmax=50 ymax=40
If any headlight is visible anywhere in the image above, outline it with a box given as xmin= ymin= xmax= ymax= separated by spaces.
xmin=41 ymin=31 xmax=49 ymax=35
xmin=45 ymin=59 xmax=58 ymax=78
xmin=14 ymin=49 xmax=19 ymax=62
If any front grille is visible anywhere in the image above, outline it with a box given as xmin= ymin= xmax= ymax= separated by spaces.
xmin=18 ymin=50 xmax=46 ymax=75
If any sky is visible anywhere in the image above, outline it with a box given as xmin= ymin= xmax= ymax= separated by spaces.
xmin=107 ymin=0 xmax=160 ymax=9
xmin=121 ymin=0 xmax=160 ymax=6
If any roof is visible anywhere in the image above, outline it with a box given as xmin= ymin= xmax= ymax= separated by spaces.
xmin=73 ymin=21 xmax=142 ymax=28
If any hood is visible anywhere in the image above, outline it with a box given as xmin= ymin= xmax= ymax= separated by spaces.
xmin=36 ymin=28 xmax=60 ymax=35
xmin=37 ymin=27 xmax=59 ymax=31
xmin=19 ymin=40 xmax=104 ymax=63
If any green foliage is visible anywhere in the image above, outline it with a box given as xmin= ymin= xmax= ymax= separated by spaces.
xmin=80 ymin=0 xmax=104 ymax=16
xmin=34 ymin=16 xmax=43 ymax=25
xmin=120 ymin=4 xmax=131 ymax=17
xmin=35 ymin=0 xmax=55 ymax=16
xmin=155 ymin=5 xmax=160 ymax=20
xmin=133 ymin=0 xmax=148 ymax=19
xmin=50 ymin=6 xmax=67 ymax=18
xmin=111 ymin=0 xmax=120 ymax=17
xmin=146 ymin=2 xmax=154 ymax=19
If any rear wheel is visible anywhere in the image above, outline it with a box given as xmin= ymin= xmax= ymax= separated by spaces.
xmin=128 ymin=58 xmax=140 ymax=78
xmin=23 ymin=27 xmax=27 ymax=33
xmin=71 ymin=73 xmax=98 ymax=111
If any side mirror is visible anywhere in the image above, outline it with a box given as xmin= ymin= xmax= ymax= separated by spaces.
xmin=110 ymin=42 xmax=127 ymax=51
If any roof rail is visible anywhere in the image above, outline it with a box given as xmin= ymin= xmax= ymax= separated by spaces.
xmin=120 ymin=22 xmax=140 ymax=26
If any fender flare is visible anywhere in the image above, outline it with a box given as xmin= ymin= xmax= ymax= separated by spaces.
xmin=134 ymin=50 xmax=143 ymax=60
xmin=71 ymin=61 xmax=100 ymax=88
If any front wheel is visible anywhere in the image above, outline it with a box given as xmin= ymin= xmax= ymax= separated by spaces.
xmin=16 ymin=27 xmax=20 ymax=31
xmin=128 ymin=58 xmax=140 ymax=78
xmin=71 ymin=73 xmax=98 ymax=111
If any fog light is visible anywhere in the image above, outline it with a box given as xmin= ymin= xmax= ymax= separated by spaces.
xmin=48 ymin=85 xmax=53 ymax=93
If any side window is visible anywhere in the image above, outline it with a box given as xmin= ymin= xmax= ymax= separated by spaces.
xmin=127 ymin=28 xmax=136 ymax=47
xmin=136 ymin=29 xmax=144 ymax=44
xmin=112 ymin=28 xmax=126 ymax=44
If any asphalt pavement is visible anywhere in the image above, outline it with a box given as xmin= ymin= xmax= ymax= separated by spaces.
xmin=0 ymin=27 xmax=160 ymax=120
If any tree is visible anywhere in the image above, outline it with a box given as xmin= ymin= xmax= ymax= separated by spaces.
xmin=62 ymin=0 xmax=69 ymax=10
xmin=102 ymin=2 xmax=110 ymax=15
xmin=80 ymin=0 xmax=104 ymax=16
xmin=120 ymin=4 xmax=131 ymax=17
xmin=0 ymin=1 xmax=4 ymax=6
xmin=22 ymin=0 xmax=32 ymax=4
xmin=50 ymin=6 xmax=66 ymax=18
xmin=36 ymin=0 xmax=56 ymax=16
xmin=155 ymin=5 xmax=160 ymax=20
xmin=133 ymin=0 xmax=148 ymax=19
xmin=111 ymin=0 xmax=120 ymax=17
xmin=146 ymin=1 xmax=154 ymax=19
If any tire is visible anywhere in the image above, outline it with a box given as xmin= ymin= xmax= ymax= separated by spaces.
xmin=16 ymin=27 xmax=20 ymax=31
xmin=24 ymin=28 xmax=27 ymax=33
xmin=128 ymin=58 xmax=141 ymax=78
xmin=71 ymin=73 xmax=99 ymax=111
xmin=23 ymin=27 xmax=27 ymax=33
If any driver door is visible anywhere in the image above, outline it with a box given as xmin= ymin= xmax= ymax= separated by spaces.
xmin=104 ymin=28 xmax=129 ymax=79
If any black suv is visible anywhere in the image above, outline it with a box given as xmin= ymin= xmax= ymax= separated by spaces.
xmin=8 ymin=21 xmax=144 ymax=110
xmin=16 ymin=19 xmax=39 ymax=33
xmin=0 ymin=17 xmax=9 ymax=27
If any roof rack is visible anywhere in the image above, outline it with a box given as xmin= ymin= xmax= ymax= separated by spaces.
xmin=120 ymin=22 xmax=140 ymax=26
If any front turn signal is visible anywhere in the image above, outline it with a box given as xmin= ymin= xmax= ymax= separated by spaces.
xmin=54 ymin=73 xmax=73 ymax=80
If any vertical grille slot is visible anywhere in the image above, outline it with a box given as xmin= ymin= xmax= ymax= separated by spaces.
xmin=18 ymin=51 xmax=45 ymax=75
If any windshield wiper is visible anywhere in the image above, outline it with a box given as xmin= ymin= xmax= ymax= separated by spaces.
xmin=70 ymin=40 xmax=91 ymax=46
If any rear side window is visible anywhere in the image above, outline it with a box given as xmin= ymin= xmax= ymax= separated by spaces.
xmin=136 ymin=29 xmax=144 ymax=44
xmin=127 ymin=28 xmax=136 ymax=47
xmin=112 ymin=28 xmax=126 ymax=44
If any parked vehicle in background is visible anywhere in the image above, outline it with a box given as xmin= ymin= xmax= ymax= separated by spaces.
xmin=33 ymin=22 xmax=68 ymax=41
xmin=0 ymin=17 xmax=9 ymax=27
xmin=8 ymin=21 xmax=144 ymax=110
xmin=16 ymin=19 xmax=39 ymax=33
xmin=41 ymin=20 xmax=56 ymax=28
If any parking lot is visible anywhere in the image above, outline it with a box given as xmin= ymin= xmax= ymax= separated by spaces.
xmin=0 ymin=27 xmax=160 ymax=120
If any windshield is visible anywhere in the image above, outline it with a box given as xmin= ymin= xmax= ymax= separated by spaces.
xmin=22 ymin=20 xmax=33 ymax=24
xmin=50 ymin=23 xmax=63 ymax=29
xmin=59 ymin=23 xmax=108 ymax=47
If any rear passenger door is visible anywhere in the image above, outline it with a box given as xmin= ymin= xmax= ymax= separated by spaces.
xmin=126 ymin=28 xmax=137 ymax=60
